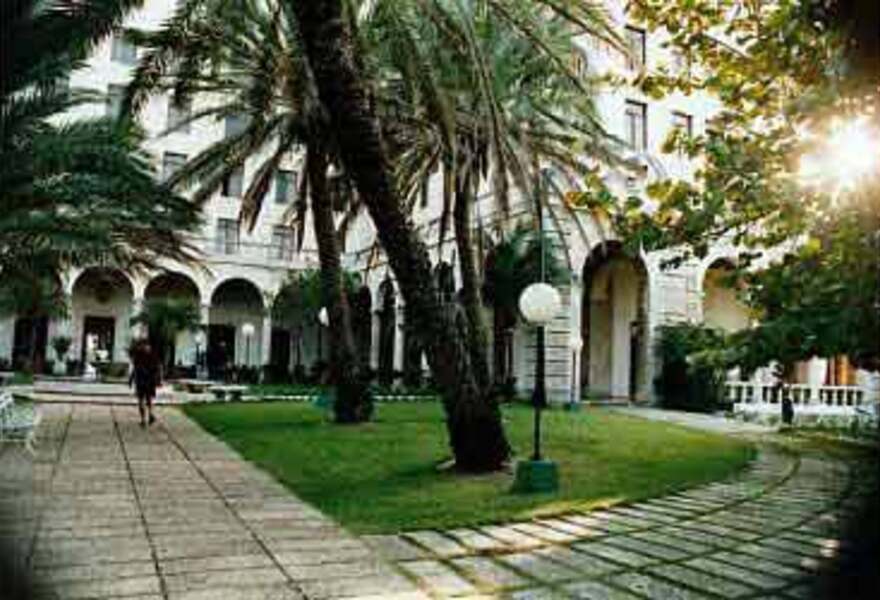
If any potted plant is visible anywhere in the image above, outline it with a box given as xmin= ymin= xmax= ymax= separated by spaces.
xmin=51 ymin=335 xmax=72 ymax=375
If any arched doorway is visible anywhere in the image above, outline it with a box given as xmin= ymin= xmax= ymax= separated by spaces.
xmin=702 ymin=259 xmax=749 ymax=332
xmin=71 ymin=268 xmax=134 ymax=366
xmin=581 ymin=243 xmax=648 ymax=400
xmin=143 ymin=272 xmax=202 ymax=371
xmin=209 ymin=278 xmax=264 ymax=378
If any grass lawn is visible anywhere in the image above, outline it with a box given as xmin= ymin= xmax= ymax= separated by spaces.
xmin=182 ymin=401 xmax=754 ymax=533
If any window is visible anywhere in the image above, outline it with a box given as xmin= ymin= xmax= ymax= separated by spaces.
xmin=625 ymin=26 xmax=646 ymax=70
xmin=216 ymin=218 xmax=239 ymax=255
xmin=106 ymin=85 xmax=125 ymax=119
xmin=224 ymin=114 xmax=249 ymax=138
xmin=222 ymin=165 xmax=244 ymax=197
xmin=271 ymin=226 xmax=296 ymax=260
xmin=672 ymin=111 xmax=693 ymax=137
xmin=110 ymin=33 xmax=137 ymax=65
xmin=275 ymin=170 xmax=296 ymax=204
xmin=167 ymin=99 xmax=191 ymax=133
xmin=161 ymin=152 xmax=187 ymax=182
xmin=624 ymin=100 xmax=647 ymax=151
xmin=420 ymin=179 xmax=430 ymax=208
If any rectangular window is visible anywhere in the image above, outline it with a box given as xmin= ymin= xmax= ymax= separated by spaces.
xmin=672 ymin=111 xmax=693 ymax=137
xmin=106 ymin=84 xmax=125 ymax=119
xmin=110 ymin=33 xmax=137 ymax=65
xmin=275 ymin=170 xmax=296 ymax=204
xmin=161 ymin=152 xmax=187 ymax=182
xmin=222 ymin=165 xmax=244 ymax=197
xmin=216 ymin=218 xmax=240 ymax=255
xmin=167 ymin=98 xmax=191 ymax=133
xmin=271 ymin=226 xmax=296 ymax=260
xmin=224 ymin=114 xmax=249 ymax=138
xmin=625 ymin=26 xmax=646 ymax=70
xmin=624 ymin=100 xmax=647 ymax=151
xmin=420 ymin=178 xmax=430 ymax=208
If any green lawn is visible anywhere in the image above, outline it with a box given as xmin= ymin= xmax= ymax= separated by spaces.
xmin=182 ymin=402 xmax=754 ymax=533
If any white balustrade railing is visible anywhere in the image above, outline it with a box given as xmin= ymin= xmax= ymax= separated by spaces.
xmin=185 ymin=235 xmax=319 ymax=269
xmin=725 ymin=381 xmax=867 ymax=415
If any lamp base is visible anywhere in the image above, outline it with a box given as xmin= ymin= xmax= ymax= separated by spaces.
xmin=512 ymin=459 xmax=559 ymax=493
xmin=564 ymin=401 xmax=581 ymax=412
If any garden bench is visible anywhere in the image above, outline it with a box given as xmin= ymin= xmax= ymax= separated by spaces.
xmin=177 ymin=379 xmax=214 ymax=394
xmin=209 ymin=385 xmax=248 ymax=402
xmin=0 ymin=391 xmax=41 ymax=455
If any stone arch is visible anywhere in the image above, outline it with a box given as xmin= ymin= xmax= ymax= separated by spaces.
xmin=71 ymin=267 xmax=135 ymax=365
xmin=580 ymin=242 xmax=649 ymax=400
xmin=143 ymin=271 xmax=203 ymax=369
xmin=208 ymin=278 xmax=265 ymax=373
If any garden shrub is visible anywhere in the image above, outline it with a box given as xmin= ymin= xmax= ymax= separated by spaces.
xmin=655 ymin=323 xmax=729 ymax=413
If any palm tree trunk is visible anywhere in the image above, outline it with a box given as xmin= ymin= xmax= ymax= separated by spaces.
xmin=453 ymin=173 xmax=491 ymax=392
xmin=307 ymin=148 xmax=373 ymax=423
xmin=291 ymin=0 xmax=509 ymax=471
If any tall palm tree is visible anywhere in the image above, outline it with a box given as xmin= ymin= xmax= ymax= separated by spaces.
xmin=365 ymin=1 xmax=622 ymax=392
xmin=290 ymin=0 xmax=622 ymax=470
xmin=125 ymin=0 xmax=372 ymax=422
xmin=1 ymin=0 xmax=200 ymax=279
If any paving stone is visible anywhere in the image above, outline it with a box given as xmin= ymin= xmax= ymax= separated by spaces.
xmin=451 ymin=556 xmax=531 ymax=589
xmin=647 ymin=564 xmax=755 ymax=599
xmin=602 ymin=535 xmax=689 ymax=560
xmin=164 ymin=567 xmax=288 ymax=593
xmin=496 ymin=551 xmax=582 ymax=583
xmin=630 ymin=531 xmax=712 ymax=555
xmin=447 ymin=528 xmax=510 ymax=552
xmin=362 ymin=535 xmax=429 ymax=560
xmin=511 ymin=522 xmax=579 ymax=543
xmin=397 ymin=559 xmax=479 ymax=595
xmin=685 ymin=557 xmax=788 ymax=591
xmin=563 ymin=580 xmax=641 ymax=599
xmin=32 ymin=574 xmax=161 ymax=598
xmin=613 ymin=571 xmax=712 ymax=599
xmin=572 ymin=542 xmax=658 ymax=568
xmin=533 ymin=546 xmax=621 ymax=577
xmin=479 ymin=525 xmax=545 ymax=549
xmin=284 ymin=560 xmax=391 ymax=581
xmin=161 ymin=554 xmax=276 ymax=575
xmin=507 ymin=587 xmax=569 ymax=599
xmin=711 ymin=551 xmax=807 ymax=579
xmin=404 ymin=530 xmax=469 ymax=557
xmin=167 ymin=584 xmax=305 ymax=600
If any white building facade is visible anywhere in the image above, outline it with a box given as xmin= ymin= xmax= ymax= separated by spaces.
xmin=1 ymin=0 xmax=876 ymax=410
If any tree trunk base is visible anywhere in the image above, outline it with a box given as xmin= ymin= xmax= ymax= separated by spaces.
xmin=448 ymin=406 xmax=511 ymax=473
xmin=333 ymin=378 xmax=374 ymax=424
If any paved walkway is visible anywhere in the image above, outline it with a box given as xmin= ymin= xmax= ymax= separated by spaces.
xmin=1 ymin=404 xmax=875 ymax=599
xmin=607 ymin=406 xmax=774 ymax=436
xmin=0 ymin=404 xmax=425 ymax=599
xmin=367 ymin=445 xmax=875 ymax=599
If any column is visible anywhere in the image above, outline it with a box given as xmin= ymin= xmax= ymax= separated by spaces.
xmin=131 ymin=296 xmax=145 ymax=339
xmin=260 ymin=315 xmax=272 ymax=368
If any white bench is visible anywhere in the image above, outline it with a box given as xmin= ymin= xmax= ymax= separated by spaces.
xmin=0 ymin=391 xmax=41 ymax=454
xmin=209 ymin=385 xmax=248 ymax=402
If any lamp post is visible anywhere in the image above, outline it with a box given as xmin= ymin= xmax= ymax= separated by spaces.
xmin=317 ymin=307 xmax=329 ymax=360
xmin=513 ymin=168 xmax=561 ymax=493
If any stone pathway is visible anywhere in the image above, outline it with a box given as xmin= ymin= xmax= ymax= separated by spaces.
xmin=0 ymin=404 xmax=426 ymax=599
xmin=366 ymin=444 xmax=876 ymax=598
xmin=2 ymin=404 xmax=875 ymax=599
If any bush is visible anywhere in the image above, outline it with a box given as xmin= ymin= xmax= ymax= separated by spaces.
xmin=655 ymin=324 xmax=728 ymax=413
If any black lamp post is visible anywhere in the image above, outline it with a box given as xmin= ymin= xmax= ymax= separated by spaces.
xmin=513 ymin=170 xmax=561 ymax=493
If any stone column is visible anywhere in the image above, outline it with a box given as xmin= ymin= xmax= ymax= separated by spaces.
xmin=260 ymin=315 xmax=272 ymax=368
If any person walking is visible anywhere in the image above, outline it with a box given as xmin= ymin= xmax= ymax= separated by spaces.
xmin=129 ymin=340 xmax=162 ymax=427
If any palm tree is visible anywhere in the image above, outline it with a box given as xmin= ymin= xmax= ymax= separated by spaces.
xmin=130 ymin=298 xmax=202 ymax=372
xmin=367 ymin=1 xmax=621 ymax=392
xmin=291 ymin=0 xmax=622 ymax=471
xmin=125 ymin=0 xmax=372 ymax=422
xmin=1 ymin=0 xmax=200 ymax=279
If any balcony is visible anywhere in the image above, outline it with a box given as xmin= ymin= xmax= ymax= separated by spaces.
xmin=185 ymin=235 xmax=318 ymax=270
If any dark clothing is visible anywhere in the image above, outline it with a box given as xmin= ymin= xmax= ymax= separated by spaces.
xmin=129 ymin=357 xmax=161 ymax=399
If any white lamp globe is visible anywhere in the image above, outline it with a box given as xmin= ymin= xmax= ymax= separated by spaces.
xmin=318 ymin=307 xmax=330 ymax=326
xmin=519 ymin=283 xmax=562 ymax=325
xmin=194 ymin=330 xmax=206 ymax=346
xmin=569 ymin=335 xmax=583 ymax=352
xmin=241 ymin=322 xmax=255 ymax=338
